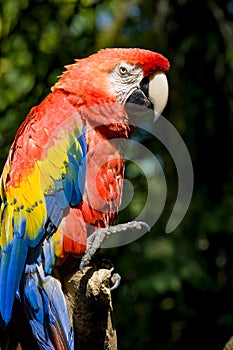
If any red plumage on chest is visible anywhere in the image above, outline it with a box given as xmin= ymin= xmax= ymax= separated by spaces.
xmin=82 ymin=126 xmax=125 ymax=225
xmin=61 ymin=123 xmax=127 ymax=258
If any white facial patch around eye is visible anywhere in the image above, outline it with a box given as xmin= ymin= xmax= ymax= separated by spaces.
xmin=108 ymin=63 xmax=143 ymax=104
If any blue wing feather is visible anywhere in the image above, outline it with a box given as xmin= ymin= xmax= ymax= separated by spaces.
xmin=43 ymin=238 xmax=55 ymax=275
xmin=47 ymin=196 xmax=65 ymax=228
xmin=22 ymin=264 xmax=74 ymax=350
xmin=62 ymin=171 xmax=73 ymax=204
xmin=54 ymin=179 xmax=70 ymax=209
xmin=12 ymin=213 xmax=26 ymax=239
xmin=0 ymin=237 xmax=28 ymax=325
xmin=0 ymin=252 xmax=10 ymax=326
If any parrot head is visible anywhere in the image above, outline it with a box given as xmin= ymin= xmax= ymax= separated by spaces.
xmin=53 ymin=48 xmax=169 ymax=122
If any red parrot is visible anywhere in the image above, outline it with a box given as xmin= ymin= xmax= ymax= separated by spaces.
xmin=0 ymin=48 xmax=169 ymax=349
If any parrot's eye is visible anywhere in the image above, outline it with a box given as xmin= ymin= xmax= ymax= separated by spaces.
xmin=119 ymin=66 xmax=128 ymax=76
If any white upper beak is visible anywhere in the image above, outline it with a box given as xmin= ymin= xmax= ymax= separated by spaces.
xmin=148 ymin=72 xmax=169 ymax=121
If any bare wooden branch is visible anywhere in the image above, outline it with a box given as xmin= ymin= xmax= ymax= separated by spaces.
xmin=60 ymin=260 xmax=118 ymax=350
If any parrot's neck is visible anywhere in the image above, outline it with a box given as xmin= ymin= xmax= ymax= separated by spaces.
xmin=66 ymin=92 xmax=132 ymax=139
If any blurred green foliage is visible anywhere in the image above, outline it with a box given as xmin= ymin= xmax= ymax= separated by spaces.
xmin=0 ymin=0 xmax=233 ymax=349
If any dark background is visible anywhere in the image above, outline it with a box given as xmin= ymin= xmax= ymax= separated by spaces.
xmin=0 ymin=0 xmax=233 ymax=349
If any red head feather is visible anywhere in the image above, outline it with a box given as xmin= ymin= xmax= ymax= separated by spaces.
xmin=93 ymin=48 xmax=170 ymax=76
xmin=53 ymin=48 xmax=169 ymax=103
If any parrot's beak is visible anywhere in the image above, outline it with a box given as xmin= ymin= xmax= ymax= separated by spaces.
xmin=126 ymin=72 xmax=169 ymax=122
xmin=148 ymin=72 xmax=169 ymax=121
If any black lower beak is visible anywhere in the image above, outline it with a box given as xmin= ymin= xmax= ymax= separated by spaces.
xmin=126 ymin=89 xmax=153 ymax=109
xmin=125 ymin=77 xmax=154 ymax=109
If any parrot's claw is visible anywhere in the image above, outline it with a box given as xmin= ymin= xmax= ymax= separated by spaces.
xmin=79 ymin=220 xmax=150 ymax=272
xmin=110 ymin=272 xmax=121 ymax=290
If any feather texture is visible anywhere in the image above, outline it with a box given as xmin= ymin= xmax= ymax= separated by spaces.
xmin=0 ymin=48 xmax=169 ymax=348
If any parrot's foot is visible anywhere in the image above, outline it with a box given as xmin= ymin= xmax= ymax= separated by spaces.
xmin=79 ymin=220 xmax=150 ymax=272
xmin=90 ymin=260 xmax=121 ymax=290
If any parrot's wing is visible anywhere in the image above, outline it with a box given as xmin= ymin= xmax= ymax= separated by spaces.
xmin=21 ymin=262 xmax=74 ymax=350
xmin=0 ymin=111 xmax=87 ymax=335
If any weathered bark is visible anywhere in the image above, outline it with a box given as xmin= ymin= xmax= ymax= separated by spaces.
xmin=223 ymin=337 xmax=233 ymax=350
xmin=58 ymin=259 xmax=118 ymax=350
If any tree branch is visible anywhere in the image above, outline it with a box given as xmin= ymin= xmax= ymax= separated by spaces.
xmin=60 ymin=260 xmax=118 ymax=350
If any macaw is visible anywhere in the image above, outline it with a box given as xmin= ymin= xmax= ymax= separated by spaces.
xmin=0 ymin=48 xmax=169 ymax=349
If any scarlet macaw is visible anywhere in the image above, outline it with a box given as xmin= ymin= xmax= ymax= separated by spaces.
xmin=0 ymin=48 xmax=169 ymax=349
